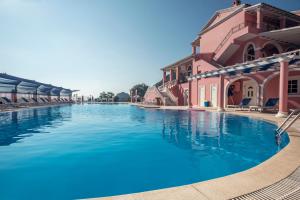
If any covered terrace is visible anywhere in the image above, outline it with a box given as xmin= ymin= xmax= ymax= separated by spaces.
xmin=188 ymin=49 xmax=300 ymax=117
xmin=0 ymin=73 xmax=74 ymax=104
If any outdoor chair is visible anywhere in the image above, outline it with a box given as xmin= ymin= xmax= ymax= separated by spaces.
xmin=249 ymin=98 xmax=279 ymax=112
xmin=227 ymin=98 xmax=252 ymax=111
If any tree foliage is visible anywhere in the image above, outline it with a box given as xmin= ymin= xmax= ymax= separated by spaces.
xmin=130 ymin=83 xmax=149 ymax=97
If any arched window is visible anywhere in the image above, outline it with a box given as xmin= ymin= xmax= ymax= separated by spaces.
xmin=262 ymin=43 xmax=280 ymax=57
xmin=244 ymin=44 xmax=255 ymax=62
xmin=247 ymin=86 xmax=254 ymax=97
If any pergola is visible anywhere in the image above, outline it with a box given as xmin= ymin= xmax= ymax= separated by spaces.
xmin=188 ymin=50 xmax=300 ymax=80
xmin=0 ymin=73 xmax=74 ymax=102
xmin=188 ymin=49 xmax=300 ymax=117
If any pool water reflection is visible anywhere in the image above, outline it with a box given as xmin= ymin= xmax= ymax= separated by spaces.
xmin=0 ymin=104 xmax=289 ymax=200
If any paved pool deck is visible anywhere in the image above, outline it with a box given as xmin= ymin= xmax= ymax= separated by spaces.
xmin=91 ymin=106 xmax=300 ymax=200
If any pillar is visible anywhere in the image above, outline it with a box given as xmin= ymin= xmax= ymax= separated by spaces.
xmin=280 ymin=16 xmax=286 ymax=29
xmin=257 ymin=8 xmax=263 ymax=30
xmin=48 ymin=93 xmax=51 ymax=103
xmin=11 ymin=86 xmax=17 ymax=103
xmin=33 ymin=90 xmax=38 ymax=101
xmin=217 ymin=75 xmax=225 ymax=112
xmin=276 ymin=60 xmax=289 ymax=118
xmin=11 ymin=92 xmax=17 ymax=103
xmin=169 ymin=69 xmax=173 ymax=81
xmin=188 ymin=80 xmax=192 ymax=108
xmin=163 ymin=71 xmax=166 ymax=86
xmin=192 ymin=45 xmax=197 ymax=55
xmin=176 ymin=67 xmax=179 ymax=83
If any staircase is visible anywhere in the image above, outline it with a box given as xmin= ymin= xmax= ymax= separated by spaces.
xmin=160 ymin=90 xmax=177 ymax=106
xmin=157 ymin=83 xmax=178 ymax=106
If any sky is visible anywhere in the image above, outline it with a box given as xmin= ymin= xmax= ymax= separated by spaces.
xmin=1 ymin=0 xmax=300 ymax=96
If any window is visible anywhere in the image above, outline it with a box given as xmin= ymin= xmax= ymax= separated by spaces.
xmin=288 ymin=80 xmax=298 ymax=94
xmin=187 ymin=66 xmax=192 ymax=77
xmin=247 ymin=86 xmax=254 ymax=97
xmin=244 ymin=44 xmax=255 ymax=62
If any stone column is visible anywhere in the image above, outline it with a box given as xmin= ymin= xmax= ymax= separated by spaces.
xmin=188 ymin=80 xmax=192 ymax=108
xmin=163 ymin=71 xmax=166 ymax=86
xmin=217 ymin=75 xmax=225 ymax=112
xmin=176 ymin=67 xmax=179 ymax=83
xmin=169 ymin=69 xmax=173 ymax=81
xmin=257 ymin=8 xmax=263 ymax=30
xmin=276 ymin=60 xmax=289 ymax=118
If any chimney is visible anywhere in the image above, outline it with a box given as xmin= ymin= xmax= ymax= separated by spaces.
xmin=232 ymin=0 xmax=241 ymax=7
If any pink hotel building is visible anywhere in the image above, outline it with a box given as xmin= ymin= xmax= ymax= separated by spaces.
xmin=144 ymin=0 xmax=300 ymax=117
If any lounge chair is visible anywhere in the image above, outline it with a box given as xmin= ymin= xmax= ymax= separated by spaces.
xmin=37 ymin=97 xmax=45 ymax=103
xmin=0 ymin=97 xmax=20 ymax=109
xmin=250 ymin=98 xmax=279 ymax=112
xmin=31 ymin=98 xmax=38 ymax=104
xmin=1 ymin=97 xmax=13 ymax=104
xmin=227 ymin=98 xmax=252 ymax=111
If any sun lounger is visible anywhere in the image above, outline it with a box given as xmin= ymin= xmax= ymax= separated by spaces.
xmin=227 ymin=98 xmax=252 ymax=111
xmin=250 ymin=98 xmax=279 ymax=112
xmin=1 ymin=97 xmax=13 ymax=104
xmin=37 ymin=98 xmax=45 ymax=103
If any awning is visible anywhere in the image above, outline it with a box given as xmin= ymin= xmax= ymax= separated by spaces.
xmin=188 ymin=49 xmax=300 ymax=80
xmin=0 ymin=73 xmax=74 ymax=95
xmin=260 ymin=26 xmax=300 ymax=46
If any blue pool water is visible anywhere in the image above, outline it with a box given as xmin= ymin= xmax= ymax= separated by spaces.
xmin=0 ymin=104 xmax=289 ymax=200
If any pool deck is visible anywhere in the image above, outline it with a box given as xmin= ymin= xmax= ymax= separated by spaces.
xmin=91 ymin=105 xmax=300 ymax=200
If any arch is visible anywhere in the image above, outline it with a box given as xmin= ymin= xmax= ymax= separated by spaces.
xmin=224 ymin=76 xmax=260 ymax=107
xmin=261 ymin=41 xmax=283 ymax=57
xmin=262 ymin=69 xmax=300 ymax=102
xmin=243 ymin=42 xmax=256 ymax=62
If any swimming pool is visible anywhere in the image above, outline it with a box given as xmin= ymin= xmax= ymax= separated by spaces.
xmin=0 ymin=104 xmax=289 ymax=200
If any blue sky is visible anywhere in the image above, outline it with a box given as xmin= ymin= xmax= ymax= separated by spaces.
xmin=1 ymin=0 xmax=300 ymax=96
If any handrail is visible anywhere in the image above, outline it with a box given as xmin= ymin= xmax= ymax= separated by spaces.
xmin=214 ymin=22 xmax=246 ymax=55
xmin=276 ymin=109 xmax=300 ymax=137
xmin=165 ymin=87 xmax=178 ymax=105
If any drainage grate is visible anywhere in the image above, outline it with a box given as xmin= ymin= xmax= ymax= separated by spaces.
xmin=232 ymin=167 xmax=300 ymax=200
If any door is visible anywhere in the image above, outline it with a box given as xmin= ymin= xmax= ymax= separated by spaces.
xmin=211 ymin=85 xmax=218 ymax=107
xmin=199 ymin=86 xmax=205 ymax=107
xmin=183 ymin=89 xmax=189 ymax=106
xmin=243 ymin=80 xmax=257 ymax=106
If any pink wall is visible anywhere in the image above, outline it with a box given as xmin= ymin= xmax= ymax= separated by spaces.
xmin=176 ymin=83 xmax=189 ymax=105
xmin=190 ymin=59 xmax=220 ymax=106
xmin=200 ymin=11 xmax=246 ymax=54
xmin=143 ymin=86 xmax=162 ymax=105
xmin=264 ymin=71 xmax=300 ymax=109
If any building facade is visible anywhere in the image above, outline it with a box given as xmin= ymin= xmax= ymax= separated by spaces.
xmin=144 ymin=1 xmax=300 ymax=117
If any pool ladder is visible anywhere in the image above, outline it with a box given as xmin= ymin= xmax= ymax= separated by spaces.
xmin=276 ymin=109 xmax=300 ymax=137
